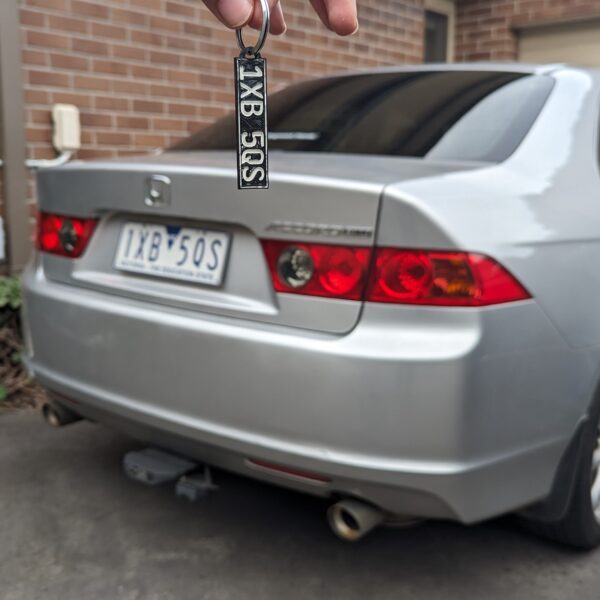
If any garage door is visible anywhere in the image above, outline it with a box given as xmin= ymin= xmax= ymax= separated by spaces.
xmin=519 ymin=19 xmax=600 ymax=68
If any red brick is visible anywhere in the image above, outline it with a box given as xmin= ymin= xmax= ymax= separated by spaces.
xmin=112 ymin=8 xmax=147 ymax=26
xmin=151 ymin=84 xmax=183 ymax=98
xmin=72 ymin=38 xmax=109 ymax=55
xmin=131 ymin=65 xmax=164 ymax=80
xmin=71 ymin=1 xmax=109 ymax=19
xmin=96 ymin=131 xmax=132 ymax=146
xmin=73 ymin=75 xmax=112 ymax=91
xmin=149 ymin=51 xmax=181 ymax=66
xmin=95 ymin=95 xmax=129 ymax=111
xmin=152 ymin=117 xmax=187 ymax=131
xmin=131 ymin=30 xmax=163 ymax=47
xmin=117 ymin=116 xmax=150 ymax=129
xmin=91 ymin=22 xmax=127 ymax=40
xmin=149 ymin=16 xmax=182 ymax=32
xmin=80 ymin=112 xmax=113 ymax=127
xmin=112 ymin=44 xmax=146 ymax=61
xmin=168 ymin=102 xmax=197 ymax=116
xmin=27 ymin=127 xmax=52 ymax=142
xmin=166 ymin=2 xmax=197 ymax=18
xmin=114 ymin=80 xmax=147 ymax=95
xmin=51 ymin=91 xmax=93 ymax=108
xmin=28 ymin=69 xmax=70 ymax=87
xmin=93 ymin=60 xmax=128 ymax=76
xmin=20 ymin=9 xmax=46 ymax=27
xmin=133 ymin=133 xmax=168 ymax=147
xmin=133 ymin=100 xmax=165 ymax=114
xmin=130 ymin=0 xmax=162 ymax=11
xmin=50 ymin=53 xmax=89 ymax=71
xmin=26 ymin=30 xmax=70 ymax=49
xmin=25 ymin=0 xmax=67 ymax=10
xmin=47 ymin=15 xmax=88 ymax=33
xmin=23 ymin=49 xmax=49 ymax=67
xmin=78 ymin=149 xmax=115 ymax=159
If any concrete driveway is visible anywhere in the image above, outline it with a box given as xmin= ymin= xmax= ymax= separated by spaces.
xmin=1 ymin=411 xmax=600 ymax=600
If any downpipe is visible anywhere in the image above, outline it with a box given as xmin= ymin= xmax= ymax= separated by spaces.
xmin=42 ymin=401 xmax=82 ymax=427
xmin=327 ymin=499 xmax=384 ymax=542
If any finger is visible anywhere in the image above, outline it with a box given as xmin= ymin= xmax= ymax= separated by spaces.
xmin=269 ymin=1 xmax=287 ymax=35
xmin=202 ymin=0 xmax=253 ymax=29
xmin=249 ymin=0 xmax=286 ymax=35
xmin=310 ymin=0 xmax=358 ymax=35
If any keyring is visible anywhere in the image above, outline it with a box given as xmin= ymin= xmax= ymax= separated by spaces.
xmin=234 ymin=0 xmax=270 ymax=189
xmin=236 ymin=0 xmax=270 ymax=56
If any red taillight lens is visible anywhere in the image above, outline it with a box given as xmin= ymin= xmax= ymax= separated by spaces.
xmin=36 ymin=212 xmax=98 ymax=258
xmin=261 ymin=240 xmax=371 ymax=301
xmin=366 ymin=249 xmax=530 ymax=306
xmin=262 ymin=241 xmax=530 ymax=306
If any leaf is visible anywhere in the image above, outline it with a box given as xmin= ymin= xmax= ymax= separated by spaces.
xmin=0 ymin=385 xmax=7 ymax=403
xmin=0 ymin=277 xmax=21 ymax=311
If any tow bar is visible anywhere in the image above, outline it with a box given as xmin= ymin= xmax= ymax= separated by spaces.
xmin=123 ymin=448 xmax=217 ymax=501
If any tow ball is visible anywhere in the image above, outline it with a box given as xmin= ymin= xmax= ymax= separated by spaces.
xmin=123 ymin=448 xmax=217 ymax=501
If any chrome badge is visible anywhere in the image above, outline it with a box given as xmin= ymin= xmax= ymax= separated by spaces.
xmin=145 ymin=175 xmax=171 ymax=208
xmin=266 ymin=221 xmax=373 ymax=239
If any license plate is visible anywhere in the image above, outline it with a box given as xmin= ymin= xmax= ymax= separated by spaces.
xmin=114 ymin=222 xmax=231 ymax=286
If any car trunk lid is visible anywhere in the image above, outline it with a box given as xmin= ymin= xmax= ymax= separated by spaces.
xmin=36 ymin=151 xmax=482 ymax=334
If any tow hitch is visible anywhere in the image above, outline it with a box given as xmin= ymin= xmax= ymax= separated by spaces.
xmin=123 ymin=448 xmax=217 ymax=501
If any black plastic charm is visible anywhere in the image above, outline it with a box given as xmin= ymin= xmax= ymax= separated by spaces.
xmin=235 ymin=54 xmax=269 ymax=189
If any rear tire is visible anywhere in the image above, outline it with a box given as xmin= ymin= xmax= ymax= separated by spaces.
xmin=523 ymin=406 xmax=600 ymax=550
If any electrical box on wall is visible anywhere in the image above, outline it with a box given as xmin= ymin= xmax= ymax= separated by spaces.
xmin=52 ymin=104 xmax=81 ymax=153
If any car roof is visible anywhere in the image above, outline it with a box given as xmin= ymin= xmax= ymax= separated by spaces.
xmin=325 ymin=62 xmax=598 ymax=80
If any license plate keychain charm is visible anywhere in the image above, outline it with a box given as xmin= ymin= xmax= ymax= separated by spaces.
xmin=235 ymin=0 xmax=269 ymax=189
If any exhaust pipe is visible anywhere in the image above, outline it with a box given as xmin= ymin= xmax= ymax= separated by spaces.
xmin=42 ymin=401 xmax=82 ymax=427
xmin=327 ymin=499 xmax=384 ymax=542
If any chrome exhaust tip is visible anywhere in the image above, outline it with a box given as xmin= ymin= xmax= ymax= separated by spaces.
xmin=42 ymin=401 xmax=82 ymax=427
xmin=327 ymin=499 xmax=384 ymax=542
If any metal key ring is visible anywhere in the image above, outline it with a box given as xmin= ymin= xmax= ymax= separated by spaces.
xmin=236 ymin=0 xmax=270 ymax=56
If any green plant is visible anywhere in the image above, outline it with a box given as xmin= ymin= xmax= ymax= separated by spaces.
xmin=0 ymin=277 xmax=21 ymax=328
xmin=0 ymin=276 xmax=45 ymax=409
xmin=0 ymin=276 xmax=24 ymax=404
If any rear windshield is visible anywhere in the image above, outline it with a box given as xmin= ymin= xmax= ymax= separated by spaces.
xmin=172 ymin=71 xmax=554 ymax=163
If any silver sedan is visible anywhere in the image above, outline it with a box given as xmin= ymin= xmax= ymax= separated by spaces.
xmin=23 ymin=64 xmax=600 ymax=547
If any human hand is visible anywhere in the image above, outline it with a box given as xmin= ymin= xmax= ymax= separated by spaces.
xmin=202 ymin=0 xmax=359 ymax=37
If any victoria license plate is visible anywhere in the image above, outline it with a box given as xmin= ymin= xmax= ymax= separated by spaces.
xmin=114 ymin=222 xmax=231 ymax=286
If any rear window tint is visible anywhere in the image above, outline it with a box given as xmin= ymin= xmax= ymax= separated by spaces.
xmin=172 ymin=71 xmax=554 ymax=163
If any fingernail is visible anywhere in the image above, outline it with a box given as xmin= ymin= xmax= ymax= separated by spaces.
xmin=217 ymin=0 xmax=253 ymax=28
xmin=350 ymin=23 xmax=359 ymax=35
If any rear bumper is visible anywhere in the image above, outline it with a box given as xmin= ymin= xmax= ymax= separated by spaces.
xmin=23 ymin=261 xmax=585 ymax=523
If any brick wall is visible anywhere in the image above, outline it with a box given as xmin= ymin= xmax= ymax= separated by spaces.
xmin=20 ymin=0 xmax=424 ymax=164
xmin=455 ymin=0 xmax=600 ymax=61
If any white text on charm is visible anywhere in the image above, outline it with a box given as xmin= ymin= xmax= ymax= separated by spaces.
xmin=239 ymin=65 xmax=265 ymax=117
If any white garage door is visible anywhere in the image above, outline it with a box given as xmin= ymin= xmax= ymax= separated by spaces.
xmin=519 ymin=19 xmax=600 ymax=68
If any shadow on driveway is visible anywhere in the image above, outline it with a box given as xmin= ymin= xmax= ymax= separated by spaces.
xmin=1 ymin=412 xmax=598 ymax=600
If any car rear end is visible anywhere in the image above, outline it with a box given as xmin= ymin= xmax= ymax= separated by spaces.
xmin=22 ymin=66 xmax=594 ymax=525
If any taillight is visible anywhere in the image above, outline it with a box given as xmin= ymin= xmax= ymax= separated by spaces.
xmin=262 ymin=241 xmax=530 ymax=306
xmin=261 ymin=240 xmax=371 ymax=301
xmin=36 ymin=212 xmax=98 ymax=258
xmin=366 ymin=249 xmax=530 ymax=306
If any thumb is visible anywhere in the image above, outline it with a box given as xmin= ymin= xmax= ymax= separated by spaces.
xmin=203 ymin=0 xmax=254 ymax=29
